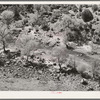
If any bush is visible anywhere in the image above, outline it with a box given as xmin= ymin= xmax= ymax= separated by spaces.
xmin=67 ymin=54 xmax=93 ymax=78
xmin=92 ymin=5 xmax=98 ymax=12
xmin=15 ymin=29 xmax=45 ymax=60
xmin=0 ymin=22 xmax=11 ymax=52
xmin=1 ymin=10 xmax=14 ymax=26
xmin=82 ymin=9 xmax=93 ymax=22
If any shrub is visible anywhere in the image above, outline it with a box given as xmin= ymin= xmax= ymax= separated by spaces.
xmin=92 ymin=4 xmax=98 ymax=12
xmin=15 ymin=30 xmax=44 ymax=60
xmin=27 ymin=12 xmax=39 ymax=26
xmin=82 ymin=9 xmax=93 ymax=22
xmin=67 ymin=55 xmax=93 ymax=78
xmin=1 ymin=10 xmax=14 ymax=27
xmin=0 ymin=22 xmax=11 ymax=52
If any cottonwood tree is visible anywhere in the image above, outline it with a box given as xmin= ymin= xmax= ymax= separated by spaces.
xmin=15 ymin=30 xmax=45 ymax=61
xmin=0 ymin=10 xmax=14 ymax=53
xmin=0 ymin=22 xmax=10 ymax=52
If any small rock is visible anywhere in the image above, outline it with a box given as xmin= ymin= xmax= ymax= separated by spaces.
xmin=53 ymin=63 xmax=57 ymax=66
xmin=29 ymin=66 xmax=33 ymax=68
xmin=38 ymin=70 xmax=42 ymax=74
xmin=54 ymin=65 xmax=60 ymax=69
xmin=37 ymin=77 xmax=40 ymax=80
xmin=87 ymin=87 xmax=94 ymax=91
xmin=48 ymin=69 xmax=54 ymax=73
xmin=13 ymin=59 xmax=16 ymax=62
xmin=6 ymin=61 xmax=10 ymax=64
xmin=56 ymin=69 xmax=60 ymax=73
xmin=81 ymin=78 xmax=88 ymax=85
xmin=81 ymin=72 xmax=91 ymax=79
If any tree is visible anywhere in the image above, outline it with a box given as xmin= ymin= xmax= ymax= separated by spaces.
xmin=13 ymin=5 xmax=22 ymax=21
xmin=15 ymin=30 xmax=44 ymax=61
xmin=82 ymin=8 xmax=93 ymax=22
xmin=0 ymin=10 xmax=14 ymax=53
xmin=1 ymin=10 xmax=14 ymax=29
xmin=0 ymin=22 xmax=10 ymax=52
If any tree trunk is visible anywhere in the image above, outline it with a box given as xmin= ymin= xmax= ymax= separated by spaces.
xmin=2 ymin=40 xmax=6 ymax=53
xmin=7 ymin=25 xmax=9 ymax=29
xmin=58 ymin=58 xmax=62 ymax=70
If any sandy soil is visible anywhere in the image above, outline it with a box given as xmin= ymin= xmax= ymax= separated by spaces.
xmin=0 ymin=46 xmax=100 ymax=91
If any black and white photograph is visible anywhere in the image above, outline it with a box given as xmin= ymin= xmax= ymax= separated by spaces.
xmin=0 ymin=2 xmax=100 ymax=92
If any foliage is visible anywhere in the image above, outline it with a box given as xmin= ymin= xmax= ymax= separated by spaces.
xmin=1 ymin=10 xmax=14 ymax=26
xmin=92 ymin=4 xmax=98 ymax=12
xmin=0 ymin=22 xmax=11 ymax=52
xmin=82 ymin=8 xmax=93 ymax=22
xmin=13 ymin=5 xmax=22 ymax=21
xmin=15 ymin=29 xmax=45 ymax=58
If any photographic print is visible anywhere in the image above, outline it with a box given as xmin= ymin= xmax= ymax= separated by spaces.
xmin=0 ymin=1 xmax=100 ymax=93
